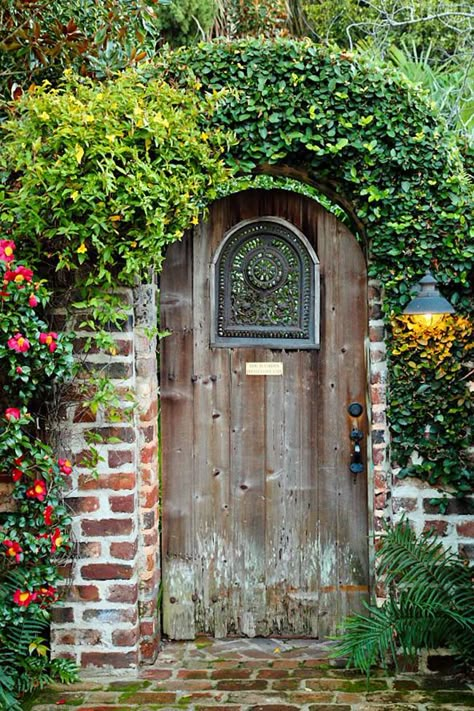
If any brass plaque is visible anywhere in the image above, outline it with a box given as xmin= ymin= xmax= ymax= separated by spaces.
xmin=246 ymin=362 xmax=283 ymax=376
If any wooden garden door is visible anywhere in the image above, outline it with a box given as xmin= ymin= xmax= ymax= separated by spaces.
xmin=160 ymin=190 xmax=369 ymax=639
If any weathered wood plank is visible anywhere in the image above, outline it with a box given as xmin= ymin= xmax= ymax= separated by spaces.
xmin=230 ymin=347 xmax=267 ymax=637
xmin=160 ymin=236 xmax=196 ymax=639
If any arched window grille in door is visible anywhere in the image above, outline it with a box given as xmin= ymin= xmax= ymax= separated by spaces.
xmin=211 ymin=217 xmax=320 ymax=349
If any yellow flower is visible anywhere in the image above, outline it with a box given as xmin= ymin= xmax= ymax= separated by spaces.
xmin=200 ymin=132 xmax=209 ymax=141
xmin=77 ymin=243 xmax=87 ymax=254
xmin=191 ymin=215 xmax=199 ymax=225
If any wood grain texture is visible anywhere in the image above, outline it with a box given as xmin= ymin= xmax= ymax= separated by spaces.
xmin=161 ymin=190 xmax=369 ymax=639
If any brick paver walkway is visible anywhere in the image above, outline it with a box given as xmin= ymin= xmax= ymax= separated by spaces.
xmin=31 ymin=638 xmax=473 ymax=710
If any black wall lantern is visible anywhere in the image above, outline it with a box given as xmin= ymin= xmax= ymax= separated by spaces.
xmin=403 ymin=271 xmax=455 ymax=325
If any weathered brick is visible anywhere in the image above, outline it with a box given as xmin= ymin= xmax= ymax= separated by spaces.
xmin=141 ymin=485 xmax=158 ymax=509
xmin=51 ymin=606 xmax=75 ymax=623
xmin=457 ymin=521 xmax=474 ymax=537
xmin=71 ymin=585 xmax=101 ymax=602
xmin=78 ymin=542 xmax=102 ymax=558
xmin=68 ymin=496 xmax=100 ymax=514
xmin=82 ymin=518 xmax=133 ymax=537
xmin=141 ymin=445 xmax=156 ymax=464
xmin=109 ymin=494 xmax=135 ymax=513
xmin=110 ymin=541 xmax=138 ymax=560
xmin=215 ymin=680 xmax=267 ymax=691
xmin=140 ymin=400 xmax=158 ymax=421
xmin=108 ymin=449 xmax=134 ymax=468
xmin=423 ymin=520 xmax=448 ymax=536
xmin=112 ymin=628 xmax=139 ymax=647
xmin=212 ymin=669 xmax=252 ymax=679
xmin=141 ymin=424 xmax=155 ymax=443
xmin=81 ymin=651 xmax=138 ymax=669
xmin=81 ymin=563 xmax=134 ymax=580
xmin=140 ymin=620 xmax=156 ymax=637
xmin=393 ymin=497 xmax=418 ymax=513
xmin=79 ymin=473 xmax=136 ymax=491
xmin=107 ymin=583 xmax=139 ymax=603
xmin=83 ymin=608 xmax=137 ymax=624
xmin=142 ymin=511 xmax=155 ymax=529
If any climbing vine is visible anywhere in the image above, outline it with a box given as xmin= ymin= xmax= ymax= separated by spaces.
xmin=0 ymin=241 xmax=77 ymax=709
xmin=0 ymin=39 xmax=472 ymax=496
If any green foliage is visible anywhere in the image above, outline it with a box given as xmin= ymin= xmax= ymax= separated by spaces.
xmin=302 ymin=0 xmax=472 ymax=61
xmin=212 ymin=0 xmax=290 ymax=38
xmin=389 ymin=315 xmax=473 ymax=494
xmin=158 ymin=0 xmax=217 ymax=46
xmin=332 ymin=520 xmax=474 ymax=673
xmin=0 ymin=0 xmax=172 ymax=104
xmin=0 ymin=68 xmax=232 ymax=292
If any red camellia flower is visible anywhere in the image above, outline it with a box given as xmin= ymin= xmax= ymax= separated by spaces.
xmin=28 ymin=294 xmax=38 ymax=307
xmin=5 ymin=407 xmax=21 ymax=420
xmin=26 ymin=479 xmax=47 ymax=501
xmin=7 ymin=333 xmax=30 ymax=352
xmin=43 ymin=504 xmax=54 ymax=526
xmin=58 ymin=458 xmax=73 ymax=475
xmin=50 ymin=528 xmax=64 ymax=553
xmin=4 ymin=265 xmax=33 ymax=284
xmin=12 ymin=467 xmax=23 ymax=481
xmin=13 ymin=589 xmax=37 ymax=607
xmin=3 ymin=540 xmax=23 ymax=562
xmin=39 ymin=331 xmax=58 ymax=353
xmin=0 ymin=240 xmax=15 ymax=263
xmin=38 ymin=585 xmax=58 ymax=600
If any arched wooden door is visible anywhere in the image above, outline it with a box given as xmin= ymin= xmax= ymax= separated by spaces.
xmin=160 ymin=190 xmax=369 ymax=639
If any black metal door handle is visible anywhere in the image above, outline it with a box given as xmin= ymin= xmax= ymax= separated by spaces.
xmin=348 ymin=403 xmax=364 ymax=475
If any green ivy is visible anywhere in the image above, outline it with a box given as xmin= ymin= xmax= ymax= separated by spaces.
xmin=159 ymin=39 xmax=473 ymax=496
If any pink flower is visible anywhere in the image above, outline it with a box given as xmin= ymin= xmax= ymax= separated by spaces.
xmin=0 ymin=240 xmax=15 ymax=263
xmin=28 ymin=294 xmax=38 ymax=307
xmin=39 ymin=332 xmax=58 ymax=353
xmin=58 ymin=458 xmax=73 ymax=475
xmin=16 ymin=366 xmax=23 ymax=374
xmin=7 ymin=333 xmax=30 ymax=352
xmin=4 ymin=266 xmax=33 ymax=284
xmin=5 ymin=407 xmax=21 ymax=421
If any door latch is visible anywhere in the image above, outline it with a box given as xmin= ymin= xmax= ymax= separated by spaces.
xmin=348 ymin=402 xmax=364 ymax=475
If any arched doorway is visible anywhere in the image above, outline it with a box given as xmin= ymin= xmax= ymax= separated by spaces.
xmin=160 ymin=189 xmax=369 ymax=639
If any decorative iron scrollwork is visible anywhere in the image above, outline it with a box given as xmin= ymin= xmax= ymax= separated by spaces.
xmin=212 ymin=218 xmax=320 ymax=349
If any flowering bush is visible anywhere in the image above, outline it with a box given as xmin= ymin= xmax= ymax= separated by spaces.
xmin=0 ymin=241 xmax=77 ymax=709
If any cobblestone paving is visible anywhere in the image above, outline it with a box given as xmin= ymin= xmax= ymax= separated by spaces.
xmin=31 ymin=638 xmax=474 ymax=710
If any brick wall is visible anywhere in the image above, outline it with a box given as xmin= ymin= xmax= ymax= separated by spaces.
xmin=49 ymin=284 xmax=160 ymax=669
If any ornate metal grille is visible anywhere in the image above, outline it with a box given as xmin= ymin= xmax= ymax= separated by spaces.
xmin=212 ymin=218 xmax=319 ymax=348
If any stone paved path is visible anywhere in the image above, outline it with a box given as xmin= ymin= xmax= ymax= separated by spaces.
xmin=31 ymin=638 xmax=473 ymax=710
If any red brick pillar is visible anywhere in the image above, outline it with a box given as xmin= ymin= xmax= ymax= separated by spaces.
xmin=51 ymin=284 xmax=160 ymax=669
